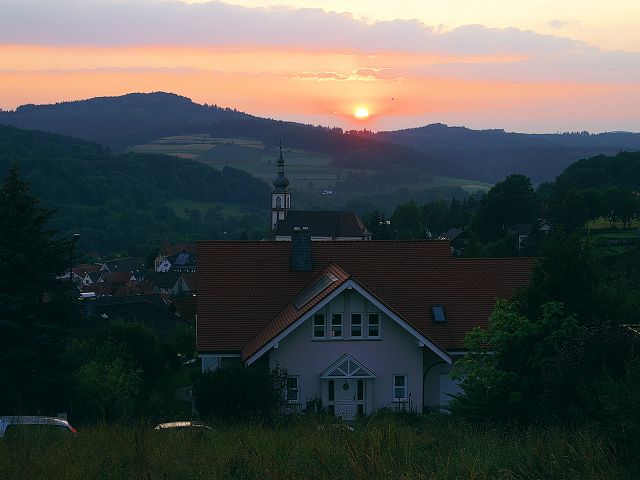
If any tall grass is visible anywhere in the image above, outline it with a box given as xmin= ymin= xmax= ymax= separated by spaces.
xmin=0 ymin=415 xmax=633 ymax=480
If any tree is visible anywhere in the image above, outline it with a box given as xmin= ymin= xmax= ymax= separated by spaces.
xmin=193 ymin=363 xmax=289 ymax=420
xmin=474 ymin=174 xmax=538 ymax=241
xmin=391 ymin=199 xmax=423 ymax=239
xmin=0 ymin=164 xmax=77 ymax=413
xmin=453 ymin=231 xmax=639 ymax=422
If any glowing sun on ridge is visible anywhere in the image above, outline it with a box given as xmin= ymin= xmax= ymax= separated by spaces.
xmin=354 ymin=106 xmax=369 ymax=119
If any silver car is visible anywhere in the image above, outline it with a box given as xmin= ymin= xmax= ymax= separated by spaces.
xmin=0 ymin=416 xmax=77 ymax=438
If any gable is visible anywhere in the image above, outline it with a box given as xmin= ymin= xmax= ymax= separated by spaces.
xmin=243 ymin=280 xmax=452 ymax=365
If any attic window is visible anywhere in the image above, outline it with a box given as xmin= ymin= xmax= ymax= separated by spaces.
xmin=432 ymin=306 xmax=446 ymax=323
xmin=293 ymin=273 xmax=338 ymax=310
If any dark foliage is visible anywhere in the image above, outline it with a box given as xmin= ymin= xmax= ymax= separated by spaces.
xmin=193 ymin=363 xmax=288 ymax=421
xmin=0 ymin=125 xmax=270 ymax=256
xmin=0 ymin=165 xmax=77 ymax=414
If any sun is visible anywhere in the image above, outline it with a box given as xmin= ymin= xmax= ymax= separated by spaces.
xmin=354 ymin=107 xmax=369 ymax=119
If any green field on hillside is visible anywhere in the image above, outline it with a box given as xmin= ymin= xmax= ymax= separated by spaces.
xmin=130 ymin=135 xmax=492 ymax=195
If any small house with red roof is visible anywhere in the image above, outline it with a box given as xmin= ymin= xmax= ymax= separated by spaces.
xmin=196 ymin=233 xmax=533 ymax=419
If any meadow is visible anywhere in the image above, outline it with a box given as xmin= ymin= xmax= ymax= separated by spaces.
xmin=1 ymin=414 xmax=634 ymax=480
xmin=129 ymin=135 xmax=492 ymax=195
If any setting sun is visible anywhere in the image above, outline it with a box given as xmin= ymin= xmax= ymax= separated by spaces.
xmin=354 ymin=107 xmax=369 ymax=119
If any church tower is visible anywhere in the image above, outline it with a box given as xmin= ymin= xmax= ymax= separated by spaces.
xmin=271 ymin=143 xmax=291 ymax=231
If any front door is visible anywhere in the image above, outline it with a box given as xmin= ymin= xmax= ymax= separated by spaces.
xmin=334 ymin=379 xmax=357 ymax=420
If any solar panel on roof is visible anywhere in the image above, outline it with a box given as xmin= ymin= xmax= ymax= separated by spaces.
xmin=293 ymin=273 xmax=338 ymax=310
xmin=176 ymin=253 xmax=189 ymax=265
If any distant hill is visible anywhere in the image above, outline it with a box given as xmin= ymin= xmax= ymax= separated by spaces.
xmin=375 ymin=123 xmax=640 ymax=184
xmin=0 ymin=92 xmax=250 ymax=150
xmin=2 ymin=93 xmax=639 ymax=185
xmin=0 ymin=125 xmax=271 ymax=255
xmin=0 ymin=93 xmax=463 ymax=181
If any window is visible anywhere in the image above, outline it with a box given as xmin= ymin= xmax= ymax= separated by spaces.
xmin=275 ymin=196 xmax=282 ymax=208
xmin=368 ymin=313 xmax=380 ymax=337
xmin=331 ymin=313 xmax=342 ymax=338
xmin=432 ymin=306 xmax=446 ymax=323
xmin=357 ymin=379 xmax=364 ymax=401
xmin=393 ymin=375 xmax=407 ymax=401
xmin=328 ymin=380 xmax=335 ymax=402
xmin=313 ymin=314 xmax=325 ymax=338
xmin=287 ymin=376 xmax=299 ymax=402
xmin=351 ymin=313 xmax=362 ymax=338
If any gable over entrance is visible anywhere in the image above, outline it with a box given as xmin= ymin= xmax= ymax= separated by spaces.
xmin=320 ymin=354 xmax=375 ymax=379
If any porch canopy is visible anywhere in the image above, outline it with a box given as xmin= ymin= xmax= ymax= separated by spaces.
xmin=320 ymin=354 xmax=375 ymax=379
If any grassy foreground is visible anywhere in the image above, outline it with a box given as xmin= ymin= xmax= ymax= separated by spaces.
xmin=0 ymin=415 xmax=634 ymax=480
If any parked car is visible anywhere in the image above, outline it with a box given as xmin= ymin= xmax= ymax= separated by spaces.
xmin=154 ymin=421 xmax=213 ymax=432
xmin=0 ymin=416 xmax=77 ymax=439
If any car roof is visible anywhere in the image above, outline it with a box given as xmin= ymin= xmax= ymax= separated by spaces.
xmin=154 ymin=421 xmax=210 ymax=430
xmin=0 ymin=416 xmax=72 ymax=428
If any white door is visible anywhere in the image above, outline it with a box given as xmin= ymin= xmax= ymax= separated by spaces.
xmin=334 ymin=379 xmax=357 ymax=420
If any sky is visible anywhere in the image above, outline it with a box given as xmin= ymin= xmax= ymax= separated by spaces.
xmin=0 ymin=0 xmax=639 ymax=132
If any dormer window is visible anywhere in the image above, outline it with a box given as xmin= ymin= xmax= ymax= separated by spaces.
xmin=432 ymin=305 xmax=446 ymax=322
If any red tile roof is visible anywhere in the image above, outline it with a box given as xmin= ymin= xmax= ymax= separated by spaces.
xmin=241 ymin=263 xmax=350 ymax=360
xmin=196 ymin=241 xmax=534 ymax=357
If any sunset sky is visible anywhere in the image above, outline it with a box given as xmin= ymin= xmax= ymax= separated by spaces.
xmin=1 ymin=0 xmax=639 ymax=132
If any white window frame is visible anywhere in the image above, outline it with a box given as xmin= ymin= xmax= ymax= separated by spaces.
xmin=287 ymin=376 xmax=300 ymax=403
xmin=393 ymin=374 xmax=407 ymax=402
xmin=330 ymin=313 xmax=343 ymax=338
xmin=367 ymin=312 xmax=380 ymax=338
xmin=312 ymin=313 xmax=325 ymax=339
xmin=350 ymin=312 xmax=363 ymax=338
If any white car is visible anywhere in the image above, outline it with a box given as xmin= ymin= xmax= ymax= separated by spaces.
xmin=154 ymin=421 xmax=213 ymax=431
xmin=0 ymin=416 xmax=77 ymax=438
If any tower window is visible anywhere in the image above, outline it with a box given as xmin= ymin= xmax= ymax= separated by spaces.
xmin=275 ymin=196 xmax=282 ymax=208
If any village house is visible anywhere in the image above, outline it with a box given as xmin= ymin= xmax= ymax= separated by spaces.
xmin=100 ymin=257 xmax=144 ymax=275
xmin=154 ymin=242 xmax=196 ymax=271
xmin=156 ymin=252 xmax=197 ymax=273
xmin=196 ymin=234 xmax=532 ymax=419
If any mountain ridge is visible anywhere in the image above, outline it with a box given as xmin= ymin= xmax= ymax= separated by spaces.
xmin=2 ymin=92 xmax=639 ymax=184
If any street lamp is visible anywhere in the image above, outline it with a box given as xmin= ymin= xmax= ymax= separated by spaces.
xmin=69 ymin=233 xmax=80 ymax=283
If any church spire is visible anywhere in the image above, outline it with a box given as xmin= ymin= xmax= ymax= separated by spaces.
xmin=271 ymin=140 xmax=291 ymax=232
xmin=272 ymin=140 xmax=289 ymax=190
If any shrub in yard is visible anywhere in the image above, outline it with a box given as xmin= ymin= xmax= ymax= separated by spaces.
xmin=193 ymin=363 xmax=288 ymax=421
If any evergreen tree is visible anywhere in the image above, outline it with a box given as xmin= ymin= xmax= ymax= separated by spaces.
xmin=0 ymin=164 xmax=77 ymax=413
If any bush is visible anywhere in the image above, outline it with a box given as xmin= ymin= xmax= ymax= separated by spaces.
xmin=193 ymin=363 xmax=288 ymax=421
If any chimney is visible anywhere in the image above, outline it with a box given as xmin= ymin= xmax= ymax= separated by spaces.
xmin=291 ymin=227 xmax=312 ymax=271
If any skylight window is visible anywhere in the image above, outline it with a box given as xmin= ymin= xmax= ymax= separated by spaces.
xmin=293 ymin=273 xmax=338 ymax=310
xmin=432 ymin=306 xmax=446 ymax=322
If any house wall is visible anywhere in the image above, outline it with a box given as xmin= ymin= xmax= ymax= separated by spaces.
xmin=157 ymin=260 xmax=171 ymax=272
xmin=268 ymin=289 xmax=425 ymax=412
xmin=423 ymin=351 xmax=452 ymax=408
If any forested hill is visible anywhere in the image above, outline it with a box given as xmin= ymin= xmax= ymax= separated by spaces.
xmin=0 ymin=125 xmax=269 ymax=209
xmin=556 ymin=150 xmax=640 ymax=190
xmin=0 ymin=92 xmax=251 ymax=150
xmin=375 ymin=123 xmax=640 ymax=184
xmin=0 ymin=125 xmax=271 ymax=255
xmin=3 ymin=92 xmax=639 ymax=184
xmin=0 ymin=92 xmax=464 ymax=179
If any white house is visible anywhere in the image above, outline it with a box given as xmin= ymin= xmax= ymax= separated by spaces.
xmin=196 ymin=236 xmax=533 ymax=419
